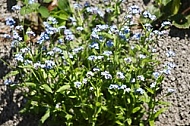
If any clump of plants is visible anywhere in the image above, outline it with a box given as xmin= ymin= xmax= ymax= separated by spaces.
xmin=3 ymin=0 xmax=175 ymax=125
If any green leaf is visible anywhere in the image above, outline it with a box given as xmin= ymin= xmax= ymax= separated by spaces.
xmin=20 ymin=6 xmax=33 ymax=15
xmin=38 ymin=6 xmax=49 ymax=18
xmin=162 ymin=0 xmax=172 ymax=6
xmin=52 ymin=11 xmax=69 ymax=20
xmin=145 ymin=86 xmax=154 ymax=94
xmin=40 ymin=108 xmax=50 ymax=124
xmin=95 ymin=102 xmax=101 ymax=107
xmin=41 ymin=69 xmax=48 ymax=79
xmin=68 ymin=96 xmax=77 ymax=98
xmin=43 ymin=0 xmax=52 ymax=3
xmin=126 ymin=118 xmax=132 ymax=125
xmin=101 ymin=106 xmax=108 ymax=111
xmin=40 ymin=84 xmax=53 ymax=93
xmin=173 ymin=15 xmax=190 ymax=29
xmin=56 ymin=85 xmax=70 ymax=92
xmin=65 ymin=114 xmax=73 ymax=120
xmin=132 ymin=107 xmax=141 ymax=113
xmin=171 ymin=0 xmax=180 ymax=15
xmin=24 ymin=82 xmax=36 ymax=88
xmin=115 ymin=120 xmax=124 ymax=125
xmin=146 ymin=4 xmax=162 ymax=19
xmin=157 ymin=101 xmax=170 ymax=106
xmin=149 ymin=120 xmax=155 ymax=126
xmin=154 ymin=108 xmax=166 ymax=119
xmin=58 ymin=0 xmax=72 ymax=14
xmin=4 ymin=71 xmax=19 ymax=79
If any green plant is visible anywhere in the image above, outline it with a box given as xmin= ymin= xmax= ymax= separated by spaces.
xmin=3 ymin=0 xmax=175 ymax=126
xmin=144 ymin=0 xmax=190 ymax=29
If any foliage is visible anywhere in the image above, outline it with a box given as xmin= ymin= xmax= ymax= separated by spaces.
xmin=145 ymin=0 xmax=190 ymax=29
xmin=3 ymin=0 xmax=176 ymax=126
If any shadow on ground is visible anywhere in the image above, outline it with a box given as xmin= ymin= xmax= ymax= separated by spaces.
xmin=169 ymin=26 xmax=190 ymax=39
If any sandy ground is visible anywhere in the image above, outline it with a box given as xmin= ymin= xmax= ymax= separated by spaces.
xmin=0 ymin=0 xmax=190 ymax=126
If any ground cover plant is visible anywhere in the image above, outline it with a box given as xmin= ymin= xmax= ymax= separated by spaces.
xmin=2 ymin=0 xmax=176 ymax=125
xmin=144 ymin=0 xmax=190 ymax=29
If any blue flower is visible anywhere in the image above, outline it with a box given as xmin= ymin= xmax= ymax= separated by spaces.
xmin=93 ymin=67 xmax=100 ymax=72
xmin=47 ymin=51 xmax=54 ymax=56
xmin=101 ymin=71 xmax=112 ymax=79
xmin=124 ymin=88 xmax=131 ymax=93
xmin=96 ymin=24 xmax=109 ymax=31
xmin=65 ymin=34 xmax=75 ymax=41
xmin=161 ymin=21 xmax=171 ymax=27
xmin=84 ymin=1 xmax=90 ymax=7
xmin=109 ymin=84 xmax=119 ymax=89
xmin=15 ymin=25 xmax=23 ymax=31
xmin=37 ymin=32 xmax=50 ymax=44
xmin=58 ymin=38 xmax=64 ymax=44
xmin=166 ymin=50 xmax=175 ymax=57
xmin=128 ymin=5 xmax=141 ymax=14
xmin=3 ymin=34 xmax=11 ymax=39
xmin=88 ymin=55 xmax=97 ymax=61
xmin=45 ymin=60 xmax=56 ymax=69
xmin=20 ymin=47 xmax=30 ymax=54
xmin=137 ymin=75 xmax=145 ymax=81
xmin=132 ymin=33 xmax=141 ymax=40
xmin=119 ymin=32 xmax=126 ymax=40
xmin=74 ymin=81 xmax=82 ymax=88
xmin=103 ymin=51 xmax=112 ymax=57
xmin=124 ymin=57 xmax=132 ymax=63
xmin=15 ymin=53 xmax=24 ymax=62
xmin=139 ymin=54 xmax=146 ymax=59
xmin=73 ymin=3 xmax=82 ymax=9
xmin=86 ymin=71 xmax=94 ymax=78
xmin=144 ymin=23 xmax=152 ymax=30
xmin=136 ymin=88 xmax=144 ymax=94
xmin=121 ymin=26 xmax=130 ymax=34
xmin=167 ymin=88 xmax=175 ymax=93
xmin=11 ymin=40 xmax=19 ymax=47
xmin=89 ymin=42 xmax=99 ymax=49
xmin=97 ymin=55 xmax=104 ymax=60
xmin=26 ymin=30 xmax=36 ymax=37
xmin=11 ymin=5 xmax=21 ymax=11
xmin=162 ymin=68 xmax=171 ymax=75
xmin=72 ymin=46 xmax=84 ymax=54
xmin=116 ymin=72 xmax=125 ymax=79
xmin=24 ymin=60 xmax=33 ymax=65
xmin=150 ymin=82 xmax=156 ymax=88
xmin=53 ymin=47 xmax=62 ymax=54
xmin=13 ymin=30 xmax=22 ymax=41
xmin=28 ymin=0 xmax=37 ymax=4
xmin=106 ymin=40 xmax=114 ymax=47
xmin=153 ymin=72 xmax=160 ymax=79
xmin=142 ymin=11 xmax=150 ymax=18
xmin=119 ymin=85 xmax=127 ymax=90
xmin=131 ymin=78 xmax=136 ymax=83
xmin=5 ymin=17 xmax=15 ymax=27
xmin=82 ymin=78 xmax=88 ymax=84
xmin=47 ymin=17 xmax=58 ymax=24
xmin=33 ymin=62 xmax=42 ymax=69
xmin=91 ymin=31 xmax=99 ymax=39
xmin=76 ymin=26 xmax=84 ymax=31
xmin=109 ymin=25 xmax=119 ymax=33
xmin=4 ymin=78 xmax=12 ymax=85
xmin=46 ymin=27 xmax=58 ymax=35
xmin=106 ymin=8 xmax=113 ymax=13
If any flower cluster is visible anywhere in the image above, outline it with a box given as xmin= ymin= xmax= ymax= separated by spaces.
xmin=3 ymin=1 xmax=177 ymax=125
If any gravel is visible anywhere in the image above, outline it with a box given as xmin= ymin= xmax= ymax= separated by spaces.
xmin=0 ymin=0 xmax=190 ymax=126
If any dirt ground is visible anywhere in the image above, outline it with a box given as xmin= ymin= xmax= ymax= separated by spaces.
xmin=0 ymin=0 xmax=190 ymax=126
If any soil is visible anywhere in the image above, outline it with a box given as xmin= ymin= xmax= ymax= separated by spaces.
xmin=0 ymin=0 xmax=190 ymax=126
